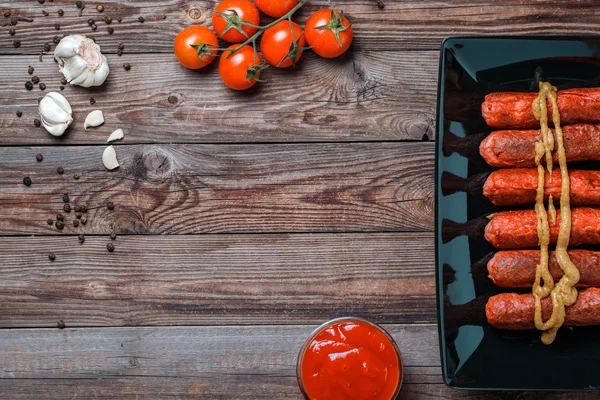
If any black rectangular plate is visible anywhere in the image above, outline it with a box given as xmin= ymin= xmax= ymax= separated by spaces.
xmin=435 ymin=36 xmax=600 ymax=390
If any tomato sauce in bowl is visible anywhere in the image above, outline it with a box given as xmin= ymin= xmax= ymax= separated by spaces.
xmin=297 ymin=317 xmax=403 ymax=400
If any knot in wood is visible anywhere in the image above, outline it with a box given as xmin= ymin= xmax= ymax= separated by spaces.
xmin=188 ymin=7 xmax=202 ymax=19
xmin=168 ymin=93 xmax=181 ymax=105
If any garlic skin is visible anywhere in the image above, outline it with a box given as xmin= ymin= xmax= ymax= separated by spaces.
xmin=54 ymin=35 xmax=109 ymax=87
xmin=38 ymin=92 xmax=73 ymax=137
xmin=84 ymin=110 xmax=104 ymax=130
xmin=102 ymin=146 xmax=120 ymax=170
xmin=107 ymin=129 xmax=124 ymax=143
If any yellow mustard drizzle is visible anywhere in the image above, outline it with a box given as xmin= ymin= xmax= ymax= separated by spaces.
xmin=531 ymin=82 xmax=580 ymax=345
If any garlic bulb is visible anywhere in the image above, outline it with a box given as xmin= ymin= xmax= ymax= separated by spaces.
xmin=102 ymin=146 xmax=120 ymax=170
xmin=38 ymin=92 xmax=73 ymax=136
xmin=54 ymin=35 xmax=109 ymax=87
xmin=84 ymin=110 xmax=104 ymax=130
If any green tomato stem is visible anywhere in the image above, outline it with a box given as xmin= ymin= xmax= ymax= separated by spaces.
xmin=226 ymin=0 xmax=308 ymax=58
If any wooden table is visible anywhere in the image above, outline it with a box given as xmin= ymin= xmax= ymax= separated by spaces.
xmin=1 ymin=1 xmax=599 ymax=398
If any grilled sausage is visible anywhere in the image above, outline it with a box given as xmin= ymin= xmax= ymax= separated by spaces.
xmin=482 ymin=88 xmax=600 ymax=129
xmin=479 ymin=123 xmax=600 ymax=168
xmin=483 ymin=169 xmax=600 ymax=206
xmin=484 ymin=207 xmax=600 ymax=249
xmin=487 ymin=250 xmax=600 ymax=288
xmin=486 ymin=288 xmax=600 ymax=330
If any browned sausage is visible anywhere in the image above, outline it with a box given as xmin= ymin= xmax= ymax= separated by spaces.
xmin=481 ymin=88 xmax=600 ymax=129
xmin=484 ymin=207 xmax=600 ymax=249
xmin=483 ymin=168 xmax=600 ymax=206
xmin=479 ymin=123 xmax=600 ymax=168
xmin=487 ymin=250 xmax=600 ymax=288
xmin=486 ymin=288 xmax=600 ymax=330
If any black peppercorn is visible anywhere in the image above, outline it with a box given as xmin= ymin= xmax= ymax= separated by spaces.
xmin=107 ymin=27 xmax=114 ymax=34
xmin=89 ymin=97 xmax=95 ymax=105
xmin=48 ymin=253 xmax=56 ymax=261
xmin=117 ymin=17 xmax=122 ymax=23
xmin=16 ymin=110 xmax=22 ymax=117
xmin=81 ymin=216 xmax=87 ymax=225
xmin=138 ymin=16 xmax=144 ymax=23
xmin=53 ymin=35 xmax=60 ymax=44
xmin=60 ymin=78 xmax=67 ymax=85
xmin=117 ymin=49 xmax=123 ymax=56
xmin=75 ymin=212 xmax=82 ymax=219
xmin=56 ymin=221 xmax=64 ymax=230
xmin=74 ymin=205 xmax=81 ymax=212
xmin=106 ymin=201 xmax=114 ymax=210
xmin=73 ymin=173 xmax=80 ymax=180
xmin=110 ymin=232 xmax=116 ymax=240
xmin=55 ymin=23 xmax=60 ymax=30
xmin=3 ymin=10 xmax=10 ymax=17
xmin=57 ymin=320 xmax=65 ymax=328
xmin=43 ymin=42 xmax=51 ymax=52
xmin=118 ymin=42 xmax=124 ymax=50
xmin=107 ymin=243 xmax=115 ymax=252
xmin=9 ymin=29 xmax=15 ymax=36
xmin=31 ymin=76 xmax=40 ymax=84
xmin=91 ymin=23 xmax=97 ymax=30
xmin=73 ymin=220 xmax=79 ymax=227
xmin=34 ymin=118 xmax=41 ymax=127
xmin=60 ymin=86 xmax=65 ymax=90
xmin=56 ymin=213 xmax=64 ymax=222
xmin=57 ymin=166 xmax=64 ymax=174
xmin=42 ymin=10 xmax=49 ymax=16
xmin=78 ymin=234 xmax=85 ymax=243
xmin=96 ymin=4 xmax=104 ymax=12
xmin=38 ymin=0 xmax=45 ymax=4
xmin=62 ymin=194 xmax=70 ymax=203
xmin=23 ymin=176 xmax=32 ymax=186
xmin=36 ymin=153 xmax=43 ymax=162
xmin=63 ymin=203 xmax=71 ymax=213
xmin=39 ymin=83 xmax=46 ymax=90
xmin=104 ymin=16 xmax=112 ymax=24
xmin=28 ymin=65 xmax=34 ymax=74
xmin=123 ymin=63 xmax=131 ymax=71
xmin=10 ymin=17 xmax=17 ymax=25
xmin=76 ymin=1 xmax=83 ymax=8
xmin=47 ymin=218 xmax=54 ymax=226
xmin=79 ymin=205 xmax=87 ymax=213
xmin=58 ymin=9 xmax=64 ymax=16
xmin=13 ymin=40 xmax=21 ymax=48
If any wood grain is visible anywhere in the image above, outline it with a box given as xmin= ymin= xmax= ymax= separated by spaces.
xmin=0 ymin=324 xmax=598 ymax=399
xmin=0 ymin=142 xmax=434 ymax=235
xmin=1 ymin=0 xmax=599 ymax=54
xmin=0 ymin=233 xmax=434 ymax=327
xmin=0 ymin=51 xmax=438 ymax=144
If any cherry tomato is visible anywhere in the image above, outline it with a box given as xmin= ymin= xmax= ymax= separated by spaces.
xmin=260 ymin=21 xmax=305 ymax=68
xmin=305 ymin=9 xmax=353 ymax=58
xmin=254 ymin=0 xmax=298 ymax=18
xmin=173 ymin=26 xmax=218 ymax=69
xmin=212 ymin=0 xmax=260 ymax=43
xmin=219 ymin=44 xmax=263 ymax=90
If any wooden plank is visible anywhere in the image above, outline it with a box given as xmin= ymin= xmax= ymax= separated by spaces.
xmin=0 ymin=324 xmax=595 ymax=399
xmin=0 ymin=51 xmax=438 ymax=144
xmin=1 ymin=0 xmax=599 ymax=54
xmin=0 ymin=142 xmax=435 ymax=235
xmin=0 ymin=324 xmax=439 ymax=398
xmin=0 ymin=233 xmax=435 ymax=327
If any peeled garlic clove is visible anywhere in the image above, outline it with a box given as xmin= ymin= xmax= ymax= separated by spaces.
xmin=84 ymin=110 xmax=104 ymax=130
xmin=55 ymin=34 xmax=110 ymax=87
xmin=102 ymin=145 xmax=120 ymax=170
xmin=107 ymin=129 xmax=124 ymax=143
xmin=38 ymin=92 xmax=73 ymax=137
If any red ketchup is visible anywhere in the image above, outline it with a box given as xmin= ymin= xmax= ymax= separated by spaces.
xmin=297 ymin=318 xmax=402 ymax=400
